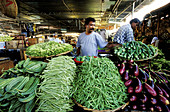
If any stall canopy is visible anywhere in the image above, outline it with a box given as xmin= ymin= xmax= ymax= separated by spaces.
xmin=0 ymin=0 xmax=168 ymax=34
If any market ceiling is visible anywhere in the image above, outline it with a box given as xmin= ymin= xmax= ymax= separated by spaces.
xmin=0 ymin=0 xmax=153 ymax=34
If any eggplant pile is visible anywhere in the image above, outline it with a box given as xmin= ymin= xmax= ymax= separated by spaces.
xmin=114 ymin=41 xmax=158 ymax=61
xmin=117 ymin=60 xmax=170 ymax=111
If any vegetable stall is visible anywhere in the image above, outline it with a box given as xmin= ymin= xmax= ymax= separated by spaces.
xmin=0 ymin=41 xmax=169 ymax=112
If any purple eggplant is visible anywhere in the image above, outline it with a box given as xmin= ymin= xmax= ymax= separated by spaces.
xmin=155 ymin=85 xmax=163 ymax=95
xmin=144 ymin=83 xmax=157 ymax=96
xmin=150 ymin=107 xmax=154 ymax=112
xmin=159 ymin=95 xmax=170 ymax=105
xmin=155 ymin=105 xmax=162 ymax=112
xmin=151 ymin=97 xmax=157 ymax=104
xmin=128 ymin=86 xmax=133 ymax=93
xmin=140 ymin=94 xmax=148 ymax=103
xmin=139 ymin=68 xmax=148 ymax=82
xmin=130 ymin=95 xmax=137 ymax=101
xmin=140 ymin=104 xmax=146 ymax=110
xmin=125 ymin=79 xmax=132 ymax=86
xmin=165 ymin=105 xmax=170 ymax=112
xmin=134 ymin=64 xmax=139 ymax=76
xmin=159 ymin=86 xmax=169 ymax=98
xmin=124 ymin=70 xmax=129 ymax=80
xmin=135 ymin=77 xmax=142 ymax=93
xmin=151 ymin=71 xmax=168 ymax=83
xmin=119 ymin=63 xmax=125 ymax=75
xmin=132 ymin=105 xmax=137 ymax=110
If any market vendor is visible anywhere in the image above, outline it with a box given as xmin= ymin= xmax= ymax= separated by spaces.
xmin=113 ymin=18 xmax=141 ymax=44
xmin=76 ymin=17 xmax=119 ymax=56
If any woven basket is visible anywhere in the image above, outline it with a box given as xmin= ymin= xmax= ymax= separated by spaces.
xmin=73 ymin=99 xmax=129 ymax=112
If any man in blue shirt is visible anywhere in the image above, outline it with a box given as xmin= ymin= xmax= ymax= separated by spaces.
xmin=76 ymin=17 xmax=119 ymax=56
xmin=113 ymin=18 xmax=141 ymax=44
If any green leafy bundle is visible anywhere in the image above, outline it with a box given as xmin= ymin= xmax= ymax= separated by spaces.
xmin=0 ymin=35 xmax=13 ymax=42
xmin=26 ymin=41 xmax=73 ymax=57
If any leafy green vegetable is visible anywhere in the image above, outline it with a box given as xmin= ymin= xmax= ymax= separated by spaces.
xmin=26 ymin=41 xmax=73 ymax=57
xmin=0 ymin=35 xmax=13 ymax=42
xmin=150 ymin=49 xmax=170 ymax=71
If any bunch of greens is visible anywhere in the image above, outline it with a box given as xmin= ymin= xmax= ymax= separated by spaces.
xmin=72 ymin=57 xmax=128 ymax=110
xmin=26 ymin=41 xmax=73 ymax=57
xmin=36 ymin=56 xmax=76 ymax=112
xmin=0 ymin=35 xmax=13 ymax=42
xmin=151 ymin=49 xmax=170 ymax=71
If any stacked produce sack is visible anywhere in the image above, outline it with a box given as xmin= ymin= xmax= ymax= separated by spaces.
xmin=72 ymin=57 xmax=128 ymax=110
xmin=26 ymin=41 xmax=73 ymax=57
xmin=0 ymin=58 xmax=46 ymax=112
xmin=36 ymin=56 xmax=76 ymax=112
xmin=114 ymin=41 xmax=158 ymax=61
xmin=117 ymin=60 xmax=170 ymax=111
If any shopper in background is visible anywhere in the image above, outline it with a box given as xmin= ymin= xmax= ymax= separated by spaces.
xmin=76 ymin=17 xmax=119 ymax=56
xmin=113 ymin=18 xmax=141 ymax=44
xmin=151 ymin=35 xmax=158 ymax=46
xmin=44 ymin=35 xmax=49 ymax=42
xmin=61 ymin=37 xmax=65 ymax=43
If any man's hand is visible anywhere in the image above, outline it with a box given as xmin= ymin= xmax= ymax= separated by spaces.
xmin=106 ymin=43 xmax=122 ymax=48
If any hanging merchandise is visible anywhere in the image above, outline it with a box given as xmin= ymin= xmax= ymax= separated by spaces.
xmin=147 ymin=18 xmax=152 ymax=27
xmin=0 ymin=0 xmax=18 ymax=18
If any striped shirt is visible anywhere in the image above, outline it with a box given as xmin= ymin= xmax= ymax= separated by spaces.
xmin=113 ymin=24 xmax=134 ymax=44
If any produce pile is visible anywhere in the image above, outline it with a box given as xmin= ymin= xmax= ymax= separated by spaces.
xmin=0 ymin=75 xmax=40 ymax=112
xmin=114 ymin=41 xmax=158 ymax=61
xmin=72 ymin=57 xmax=128 ymax=110
xmin=26 ymin=41 xmax=73 ymax=57
xmin=150 ymin=49 xmax=170 ymax=71
xmin=0 ymin=59 xmax=47 ymax=112
xmin=1 ymin=58 xmax=47 ymax=78
xmin=0 ymin=35 xmax=14 ymax=42
xmin=117 ymin=60 xmax=170 ymax=111
xmin=36 ymin=56 xmax=76 ymax=112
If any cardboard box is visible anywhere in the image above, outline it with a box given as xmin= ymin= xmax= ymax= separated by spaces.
xmin=6 ymin=40 xmax=26 ymax=49
xmin=0 ymin=60 xmax=14 ymax=75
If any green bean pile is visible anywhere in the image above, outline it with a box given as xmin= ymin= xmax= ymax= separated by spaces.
xmin=72 ymin=57 xmax=128 ymax=110
xmin=36 ymin=56 xmax=76 ymax=112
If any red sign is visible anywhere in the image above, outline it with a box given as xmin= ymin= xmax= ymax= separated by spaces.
xmin=5 ymin=0 xmax=14 ymax=7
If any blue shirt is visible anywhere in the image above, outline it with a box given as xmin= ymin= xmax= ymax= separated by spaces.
xmin=113 ymin=24 xmax=134 ymax=44
xmin=76 ymin=32 xmax=108 ymax=56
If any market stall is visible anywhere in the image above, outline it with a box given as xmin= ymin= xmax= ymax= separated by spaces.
xmin=0 ymin=0 xmax=169 ymax=112
xmin=0 ymin=39 xmax=169 ymax=112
